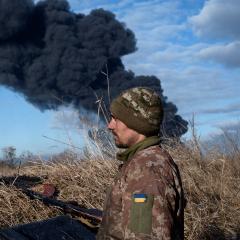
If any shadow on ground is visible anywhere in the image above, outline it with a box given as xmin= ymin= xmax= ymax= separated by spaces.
xmin=198 ymin=225 xmax=240 ymax=240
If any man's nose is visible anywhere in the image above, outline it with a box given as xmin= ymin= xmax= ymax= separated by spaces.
xmin=107 ymin=118 xmax=115 ymax=130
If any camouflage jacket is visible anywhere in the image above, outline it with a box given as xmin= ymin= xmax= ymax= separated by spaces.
xmin=96 ymin=145 xmax=185 ymax=240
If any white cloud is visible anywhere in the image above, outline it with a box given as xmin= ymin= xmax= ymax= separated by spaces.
xmin=199 ymin=103 xmax=240 ymax=115
xmin=190 ymin=0 xmax=240 ymax=40
xmin=197 ymin=41 xmax=240 ymax=68
xmin=123 ymin=43 xmax=207 ymax=75
xmin=215 ymin=120 xmax=240 ymax=130
xmin=189 ymin=0 xmax=240 ymax=68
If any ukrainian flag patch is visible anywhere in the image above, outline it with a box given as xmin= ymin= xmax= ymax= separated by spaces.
xmin=133 ymin=193 xmax=147 ymax=203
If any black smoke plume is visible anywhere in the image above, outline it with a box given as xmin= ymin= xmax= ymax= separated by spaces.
xmin=0 ymin=0 xmax=188 ymax=137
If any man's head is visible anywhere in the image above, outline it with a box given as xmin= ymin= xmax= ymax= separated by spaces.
xmin=108 ymin=87 xmax=163 ymax=148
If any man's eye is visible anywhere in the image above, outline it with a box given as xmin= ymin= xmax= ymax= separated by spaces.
xmin=110 ymin=114 xmax=116 ymax=120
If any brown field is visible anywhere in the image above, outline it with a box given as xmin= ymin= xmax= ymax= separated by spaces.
xmin=0 ymin=135 xmax=239 ymax=239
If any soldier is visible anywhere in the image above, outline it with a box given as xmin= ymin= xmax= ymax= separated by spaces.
xmin=96 ymin=87 xmax=185 ymax=240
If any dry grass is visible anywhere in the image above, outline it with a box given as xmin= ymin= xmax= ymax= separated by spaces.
xmin=163 ymin=139 xmax=240 ymax=239
xmin=0 ymin=134 xmax=240 ymax=239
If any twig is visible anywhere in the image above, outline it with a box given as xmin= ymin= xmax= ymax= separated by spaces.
xmin=101 ymin=63 xmax=111 ymax=105
xmin=42 ymin=135 xmax=82 ymax=150
xmin=11 ymin=161 xmax=22 ymax=186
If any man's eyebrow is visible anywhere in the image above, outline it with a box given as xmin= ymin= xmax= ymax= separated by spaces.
xmin=110 ymin=114 xmax=116 ymax=119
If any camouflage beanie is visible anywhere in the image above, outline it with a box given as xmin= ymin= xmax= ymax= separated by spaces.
xmin=110 ymin=87 xmax=163 ymax=136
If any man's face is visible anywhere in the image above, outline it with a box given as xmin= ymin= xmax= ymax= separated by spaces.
xmin=107 ymin=115 xmax=144 ymax=148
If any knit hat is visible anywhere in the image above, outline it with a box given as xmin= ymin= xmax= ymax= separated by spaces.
xmin=110 ymin=87 xmax=163 ymax=136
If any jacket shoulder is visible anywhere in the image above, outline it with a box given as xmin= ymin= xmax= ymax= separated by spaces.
xmin=129 ymin=145 xmax=181 ymax=183
xmin=133 ymin=145 xmax=173 ymax=168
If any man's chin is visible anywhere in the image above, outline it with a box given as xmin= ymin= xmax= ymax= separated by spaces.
xmin=113 ymin=136 xmax=128 ymax=148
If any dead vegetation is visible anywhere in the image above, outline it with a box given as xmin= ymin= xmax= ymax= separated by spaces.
xmin=0 ymin=133 xmax=240 ymax=239
xmin=164 ymin=139 xmax=240 ymax=239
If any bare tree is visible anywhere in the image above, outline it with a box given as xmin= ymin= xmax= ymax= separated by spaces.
xmin=2 ymin=146 xmax=16 ymax=166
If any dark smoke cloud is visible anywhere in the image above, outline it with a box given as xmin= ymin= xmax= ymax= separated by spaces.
xmin=0 ymin=0 xmax=188 ymax=137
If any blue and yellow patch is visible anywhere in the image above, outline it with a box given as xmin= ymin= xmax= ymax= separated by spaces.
xmin=130 ymin=194 xmax=154 ymax=234
xmin=133 ymin=193 xmax=147 ymax=203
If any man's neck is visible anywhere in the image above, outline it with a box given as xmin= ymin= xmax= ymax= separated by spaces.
xmin=128 ymin=134 xmax=146 ymax=148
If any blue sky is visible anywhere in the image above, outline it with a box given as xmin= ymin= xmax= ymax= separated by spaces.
xmin=1 ymin=0 xmax=240 ymax=156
